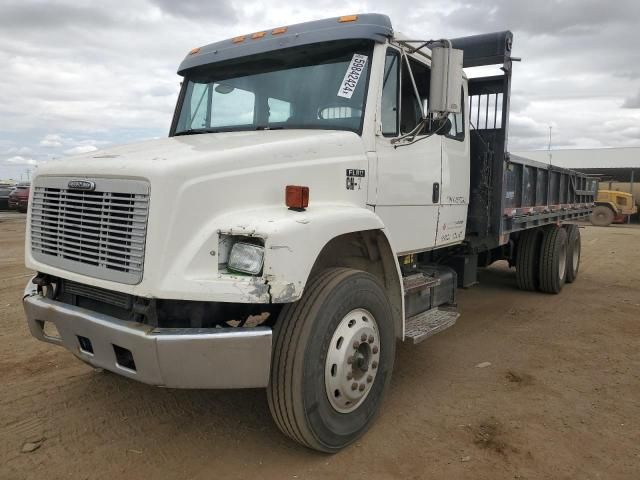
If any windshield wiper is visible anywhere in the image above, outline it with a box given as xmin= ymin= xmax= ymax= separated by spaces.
xmin=255 ymin=126 xmax=285 ymax=131
xmin=174 ymin=128 xmax=220 ymax=136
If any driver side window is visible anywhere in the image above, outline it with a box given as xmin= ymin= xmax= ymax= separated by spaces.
xmin=380 ymin=49 xmax=431 ymax=137
xmin=400 ymin=58 xmax=430 ymax=134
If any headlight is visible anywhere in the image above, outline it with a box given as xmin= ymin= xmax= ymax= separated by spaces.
xmin=228 ymin=242 xmax=264 ymax=275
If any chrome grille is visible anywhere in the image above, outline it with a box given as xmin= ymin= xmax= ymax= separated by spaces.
xmin=30 ymin=177 xmax=149 ymax=284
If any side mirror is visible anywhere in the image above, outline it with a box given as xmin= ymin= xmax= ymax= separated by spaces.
xmin=432 ymin=116 xmax=452 ymax=135
xmin=429 ymin=46 xmax=464 ymax=115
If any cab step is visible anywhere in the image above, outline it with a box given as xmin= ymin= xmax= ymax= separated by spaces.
xmin=404 ymin=308 xmax=459 ymax=344
xmin=402 ymin=272 xmax=440 ymax=294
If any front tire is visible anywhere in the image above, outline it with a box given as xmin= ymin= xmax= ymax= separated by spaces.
xmin=590 ymin=205 xmax=614 ymax=226
xmin=268 ymin=268 xmax=395 ymax=452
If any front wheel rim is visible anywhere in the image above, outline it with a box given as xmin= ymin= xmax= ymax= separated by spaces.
xmin=325 ymin=308 xmax=381 ymax=414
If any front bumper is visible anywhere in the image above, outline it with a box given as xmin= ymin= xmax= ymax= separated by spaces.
xmin=22 ymin=282 xmax=272 ymax=388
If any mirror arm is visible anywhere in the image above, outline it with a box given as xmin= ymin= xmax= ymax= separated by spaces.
xmin=391 ymin=118 xmax=427 ymax=145
xmin=400 ymin=48 xmax=426 ymax=120
xmin=391 ymin=118 xmax=450 ymax=148
xmin=403 ymin=38 xmax=452 ymax=54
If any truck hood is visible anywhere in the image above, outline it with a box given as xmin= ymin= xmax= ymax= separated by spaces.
xmin=27 ymin=128 xmax=372 ymax=300
xmin=35 ymin=129 xmax=364 ymax=178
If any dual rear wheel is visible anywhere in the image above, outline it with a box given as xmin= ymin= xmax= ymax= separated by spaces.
xmin=516 ymin=224 xmax=580 ymax=294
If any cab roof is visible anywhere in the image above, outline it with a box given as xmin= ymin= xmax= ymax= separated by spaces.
xmin=177 ymin=13 xmax=393 ymax=75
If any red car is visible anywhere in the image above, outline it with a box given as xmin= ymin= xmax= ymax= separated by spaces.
xmin=8 ymin=183 xmax=30 ymax=213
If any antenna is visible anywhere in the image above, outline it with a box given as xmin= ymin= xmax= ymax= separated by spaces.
xmin=548 ymin=125 xmax=552 ymax=165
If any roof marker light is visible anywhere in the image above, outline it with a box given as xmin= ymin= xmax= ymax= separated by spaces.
xmin=189 ymin=47 xmax=201 ymax=55
xmin=232 ymin=35 xmax=246 ymax=43
xmin=252 ymin=31 xmax=266 ymax=39
xmin=338 ymin=15 xmax=358 ymax=23
xmin=272 ymin=27 xmax=288 ymax=35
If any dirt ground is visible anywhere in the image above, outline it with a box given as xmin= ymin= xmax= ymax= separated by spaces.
xmin=1 ymin=212 xmax=639 ymax=480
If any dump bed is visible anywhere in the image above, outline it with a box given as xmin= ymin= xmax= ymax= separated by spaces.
xmin=451 ymin=32 xmax=596 ymax=252
xmin=502 ymin=154 xmax=595 ymax=228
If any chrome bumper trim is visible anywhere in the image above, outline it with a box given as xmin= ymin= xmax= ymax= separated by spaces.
xmin=22 ymin=282 xmax=272 ymax=389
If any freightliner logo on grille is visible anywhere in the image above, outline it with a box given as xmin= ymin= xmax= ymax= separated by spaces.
xmin=67 ymin=180 xmax=96 ymax=191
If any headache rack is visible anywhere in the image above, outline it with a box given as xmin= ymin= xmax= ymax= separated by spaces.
xmin=449 ymin=31 xmax=596 ymax=251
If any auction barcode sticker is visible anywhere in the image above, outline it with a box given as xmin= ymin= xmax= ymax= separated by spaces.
xmin=337 ymin=54 xmax=368 ymax=99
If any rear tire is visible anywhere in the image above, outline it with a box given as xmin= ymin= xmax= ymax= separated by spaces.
xmin=590 ymin=205 xmax=614 ymax=226
xmin=563 ymin=224 xmax=581 ymax=283
xmin=268 ymin=268 xmax=395 ymax=452
xmin=538 ymin=226 xmax=568 ymax=294
xmin=516 ymin=229 xmax=544 ymax=291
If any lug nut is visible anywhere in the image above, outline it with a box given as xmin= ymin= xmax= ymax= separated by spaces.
xmin=361 ymin=334 xmax=367 ymax=342
xmin=372 ymin=346 xmax=379 ymax=354
xmin=347 ymin=356 xmax=354 ymax=364
xmin=352 ymin=341 xmax=359 ymax=349
xmin=359 ymin=384 xmax=366 ymax=392
xmin=368 ymin=335 xmax=374 ymax=343
xmin=372 ymin=361 xmax=378 ymax=369
xmin=367 ymin=375 xmax=373 ymax=383
xmin=347 ymin=372 xmax=353 ymax=380
xmin=351 ymin=382 xmax=358 ymax=391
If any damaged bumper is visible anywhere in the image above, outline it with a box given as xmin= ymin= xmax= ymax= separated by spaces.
xmin=22 ymin=282 xmax=272 ymax=389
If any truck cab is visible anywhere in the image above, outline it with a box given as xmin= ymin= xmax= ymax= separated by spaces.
xmin=22 ymin=14 xmax=594 ymax=452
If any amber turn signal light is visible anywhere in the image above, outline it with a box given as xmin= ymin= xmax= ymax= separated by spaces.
xmin=286 ymin=185 xmax=309 ymax=211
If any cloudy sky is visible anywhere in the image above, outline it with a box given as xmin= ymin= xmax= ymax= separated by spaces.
xmin=1 ymin=0 xmax=639 ymax=180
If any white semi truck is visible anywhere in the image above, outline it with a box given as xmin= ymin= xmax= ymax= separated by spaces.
xmin=23 ymin=14 xmax=596 ymax=452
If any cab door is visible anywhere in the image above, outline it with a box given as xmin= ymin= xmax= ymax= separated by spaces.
xmin=372 ymin=48 xmax=442 ymax=254
xmin=436 ymin=85 xmax=470 ymax=247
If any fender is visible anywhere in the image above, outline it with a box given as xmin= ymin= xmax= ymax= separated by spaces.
xmin=208 ymin=204 xmax=403 ymax=303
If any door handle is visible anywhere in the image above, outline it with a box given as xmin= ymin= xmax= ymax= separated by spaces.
xmin=432 ymin=182 xmax=440 ymax=203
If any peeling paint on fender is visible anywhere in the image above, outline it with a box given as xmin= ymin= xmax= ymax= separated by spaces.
xmin=246 ymin=278 xmax=270 ymax=301
xmin=271 ymin=282 xmax=298 ymax=303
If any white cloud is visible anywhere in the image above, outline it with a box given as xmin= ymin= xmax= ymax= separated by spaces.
xmin=623 ymin=90 xmax=640 ymax=109
xmin=5 ymin=155 xmax=39 ymax=166
xmin=39 ymin=134 xmax=64 ymax=147
xmin=64 ymin=145 xmax=98 ymax=155
xmin=6 ymin=146 xmax=32 ymax=155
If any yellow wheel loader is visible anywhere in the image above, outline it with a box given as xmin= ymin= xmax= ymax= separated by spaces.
xmin=590 ymin=190 xmax=637 ymax=226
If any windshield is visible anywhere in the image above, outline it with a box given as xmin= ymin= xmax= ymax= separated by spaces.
xmin=173 ymin=39 xmax=374 ymax=136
